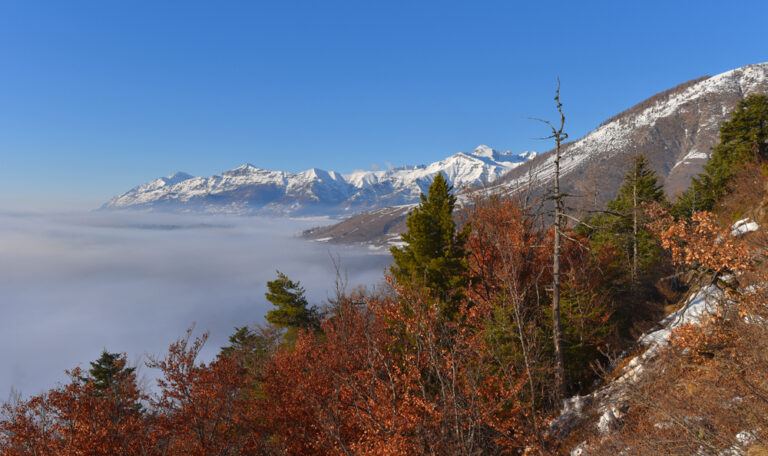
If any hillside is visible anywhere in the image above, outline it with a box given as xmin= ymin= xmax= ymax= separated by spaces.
xmin=307 ymin=62 xmax=768 ymax=246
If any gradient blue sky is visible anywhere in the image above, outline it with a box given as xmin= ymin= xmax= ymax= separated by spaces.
xmin=1 ymin=0 xmax=766 ymax=210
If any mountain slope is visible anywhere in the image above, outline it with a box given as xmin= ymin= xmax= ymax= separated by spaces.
xmin=496 ymin=62 xmax=768 ymax=210
xmin=102 ymin=146 xmax=535 ymax=216
xmin=307 ymin=62 xmax=768 ymax=245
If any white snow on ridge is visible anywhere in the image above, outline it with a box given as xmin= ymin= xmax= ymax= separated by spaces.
xmin=103 ymin=145 xmax=535 ymax=216
xmin=501 ymin=62 xmax=768 ymax=192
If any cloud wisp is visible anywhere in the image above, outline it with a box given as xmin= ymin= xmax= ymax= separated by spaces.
xmin=0 ymin=212 xmax=391 ymax=398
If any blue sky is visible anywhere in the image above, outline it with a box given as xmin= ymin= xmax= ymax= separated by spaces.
xmin=1 ymin=0 xmax=766 ymax=210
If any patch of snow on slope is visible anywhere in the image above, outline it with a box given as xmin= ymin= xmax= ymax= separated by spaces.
xmin=638 ymin=285 xmax=722 ymax=350
xmin=732 ymin=218 xmax=759 ymax=236
xmin=549 ymin=284 xmax=726 ymax=443
xmin=672 ymin=147 xmax=709 ymax=169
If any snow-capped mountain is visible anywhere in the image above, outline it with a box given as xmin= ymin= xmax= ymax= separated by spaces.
xmin=496 ymin=62 xmax=768 ymax=209
xmin=305 ymin=62 xmax=768 ymax=246
xmin=102 ymin=146 xmax=536 ymax=216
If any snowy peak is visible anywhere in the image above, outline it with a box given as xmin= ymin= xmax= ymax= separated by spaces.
xmin=470 ymin=145 xmax=497 ymax=159
xmin=164 ymin=172 xmax=193 ymax=184
xmin=469 ymin=144 xmax=524 ymax=162
xmin=517 ymin=150 xmax=537 ymax=161
xmin=132 ymin=172 xmax=193 ymax=194
xmin=222 ymin=163 xmax=260 ymax=176
xmin=102 ymin=145 xmax=535 ymax=216
xmin=298 ymin=168 xmax=345 ymax=183
xmin=466 ymin=145 xmax=535 ymax=165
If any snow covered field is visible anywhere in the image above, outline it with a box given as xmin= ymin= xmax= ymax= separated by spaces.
xmin=0 ymin=211 xmax=391 ymax=398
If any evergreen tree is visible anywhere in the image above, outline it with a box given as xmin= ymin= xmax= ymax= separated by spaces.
xmin=88 ymin=350 xmax=136 ymax=392
xmin=221 ymin=326 xmax=258 ymax=357
xmin=86 ymin=350 xmax=143 ymax=416
xmin=390 ymin=173 xmax=469 ymax=317
xmin=674 ymin=94 xmax=768 ymax=217
xmin=220 ymin=325 xmax=281 ymax=371
xmin=580 ymin=155 xmax=667 ymax=282
xmin=265 ymin=271 xmax=320 ymax=344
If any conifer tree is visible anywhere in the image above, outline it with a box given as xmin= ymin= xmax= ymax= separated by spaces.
xmin=265 ymin=271 xmax=320 ymax=344
xmin=88 ymin=350 xmax=136 ymax=392
xmin=674 ymin=94 xmax=768 ymax=217
xmin=87 ymin=350 xmax=143 ymax=417
xmin=607 ymin=155 xmax=666 ymax=282
xmin=220 ymin=325 xmax=281 ymax=371
xmin=390 ymin=173 xmax=469 ymax=317
xmin=580 ymin=155 xmax=667 ymax=281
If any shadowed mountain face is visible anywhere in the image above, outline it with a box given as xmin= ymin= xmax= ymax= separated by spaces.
xmin=305 ymin=62 xmax=768 ymax=246
xmin=302 ymin=204 xmax=412 ymax=248
xmin=102 ymin=146 xmax=535 ymax=217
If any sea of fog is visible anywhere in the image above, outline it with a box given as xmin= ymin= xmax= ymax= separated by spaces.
xmin=0 ymin=211 xmax=392 ymax=398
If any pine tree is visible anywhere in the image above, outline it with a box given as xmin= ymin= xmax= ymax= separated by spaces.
xmin=674 ymin=94 xmax=768 ymax=217
xmin=390 ymin=173 xmax=469 ymax=318
xmin=265 ymin=271 xmax=320 ymax=344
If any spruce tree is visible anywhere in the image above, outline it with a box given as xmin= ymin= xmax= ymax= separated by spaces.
xmin=220 ymin=325 xmax=281 ymax=371
xmin=609 ymin=155 xmax=666 ymax=281
xmin=265 ymin=271 xmax=320 ymax=344
xmin=390 ymin=173 xmax=469 ymax=317
xmin=88 ymin=350 xmax=136 ymax=392
xmin=580 ymin=155 xmax=667 ymax=281
xmin=86 ymin=350 xmax=143 ymax=413
xmin=674 ymin=94 xmax=768 ymax=217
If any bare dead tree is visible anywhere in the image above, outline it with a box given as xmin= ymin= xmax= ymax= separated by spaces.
xmin=530 ymin=79 xmax=569 ymax=401
xmin=632 ymin=157 xmax=639 ymax=286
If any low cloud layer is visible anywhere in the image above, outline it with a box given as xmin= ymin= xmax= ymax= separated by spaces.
xmin=0 ymin=212 xmax=391 ymax=398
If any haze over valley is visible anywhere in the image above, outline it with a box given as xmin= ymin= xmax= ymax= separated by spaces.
xmin=0 ymin=212 xmax=390 ymax=396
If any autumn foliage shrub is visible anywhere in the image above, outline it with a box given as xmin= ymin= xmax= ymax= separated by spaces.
xmin=0 ymin=362 xmax=150 ymax=456
xmin=262 ymin=288 xmax=542 ymax=455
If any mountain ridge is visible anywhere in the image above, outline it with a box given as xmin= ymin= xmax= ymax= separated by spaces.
xmin=102 ymin=145 xmax=536 ymax=216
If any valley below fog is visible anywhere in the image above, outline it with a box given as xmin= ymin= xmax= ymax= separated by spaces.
xmin=0 ymin=211 xmax=391 ymax=398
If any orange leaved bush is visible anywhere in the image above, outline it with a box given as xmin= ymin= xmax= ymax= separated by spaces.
xmin=262 ymin=287 xmax=536 ymax=455
xmin=147 ymin=330 xmax=263 ymax=455
xmin=0 ymin=363 xmax=150 ymax=456
xmin=645 ymin=202 xmax=750 ymax=275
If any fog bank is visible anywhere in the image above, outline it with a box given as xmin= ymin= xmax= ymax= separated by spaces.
xmin=0 ymin=212 xmax=391 ymax=398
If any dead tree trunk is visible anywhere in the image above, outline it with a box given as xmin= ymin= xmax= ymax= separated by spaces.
xmin=551 ymin=84 xmax=567 ymax=402
xmin=632 ymin=164 xmax=639 ymax=286
xmin=532 ymin=80 xmax=569 ymax=402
